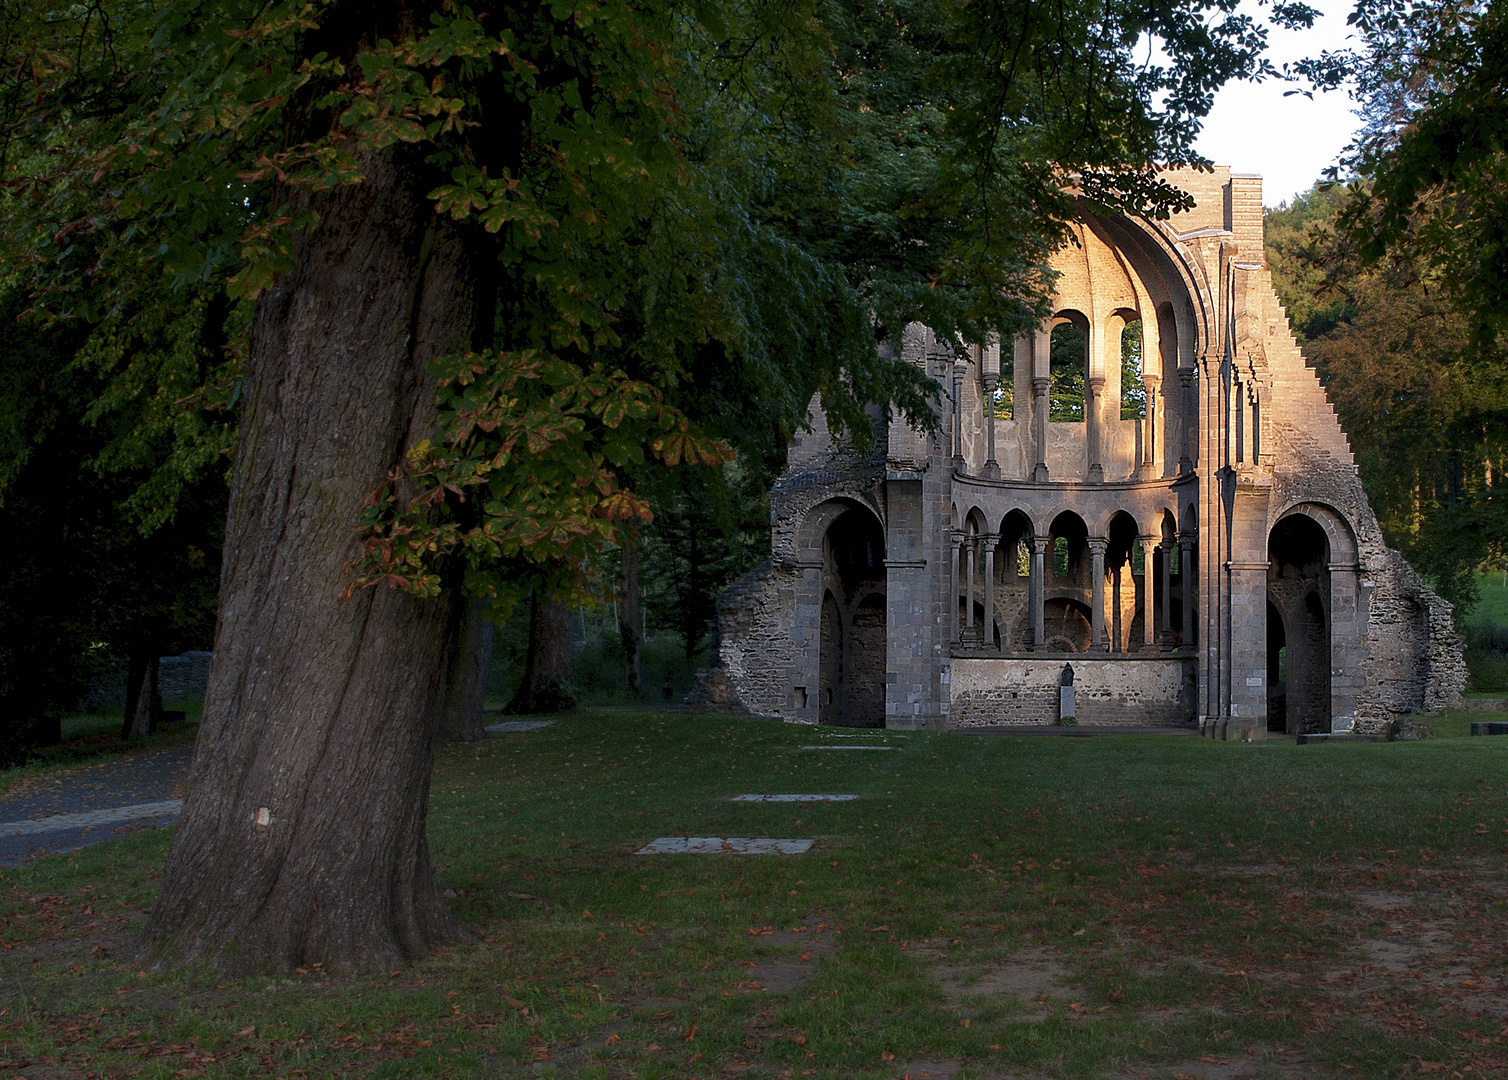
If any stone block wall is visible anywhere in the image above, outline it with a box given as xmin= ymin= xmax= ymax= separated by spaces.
xmin=714 ymin=559 xmax=802 ymax=719
xmin=950 ymin=657 xmax=1193 ymax=727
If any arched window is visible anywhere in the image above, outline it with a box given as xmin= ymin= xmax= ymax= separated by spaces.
xmin=1053 ymin=536 xmax=1070 ymax=579
xmin=994 ymin=347 xmax=1015 ymax=420
xmin=1120 ymin=319 xmax=1146 ymax=419
xmin=1049 ymin=321 xmax=1085 ymax=422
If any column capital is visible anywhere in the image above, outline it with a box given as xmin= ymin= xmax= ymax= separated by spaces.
xmin=1032 ymin=534 xmax=1051 ymax=554
xmin=1137 ymin=533 xmax=1159 ymax=546
xmin=1032 ymin=376 xmax=1050 ymax=391
xmin=1087 ymin=536 xmax=1109 ymax=555
xmin=1087 ymin=374 xmax=1107 ymax=390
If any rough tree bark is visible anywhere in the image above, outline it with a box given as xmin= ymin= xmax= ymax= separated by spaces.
xmin=504 ymin=592 xmax=575 ymax=714
xmin=436 ymin=598 xmax=494 ymax=743
xmin=138 ymin=144 xmax=476 ymax=974
xmin=121 ymin=649 xmax=161 ymax=739
xmin=620 ymin=545 xmax=641 ymax=696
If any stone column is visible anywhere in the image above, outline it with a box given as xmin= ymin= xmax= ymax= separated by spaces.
xmin=1086 ymin=375 xmax=1105 ymax=482
xmin=982 ymin=376 xmax=1000 ymax=479
xmin=983 ymin=535 xmax=997 ymax=653
xmin=1089 ymin=537 xmax=1108 ymax=653
xmin=1178 ymin=369 xmax=1195 ymax=476
xmin=1032 ymin=377 xmax=1050 ymax=481
xmin=964 ymin=535 xmax=977 ymax=645
xmin=1159 ymin=543 xmax=1174 ymax=647
xmin=1140 ymin=535 xmax=1157 ymax=648
xmin=948 ymin=530 xmax=962 ymax=646
xmin=1031 ymin=535 xmax=1048 ymax=650
xmin=1111 ymin=562 xmax=1123 ymax=652
xmin=1143 ymin=373 xmax=1162 ymax=479
xmin=952 ymin=359 xmax=966 ymax=473
xmin=1179 ymin=535 xmax=1195 ymax=649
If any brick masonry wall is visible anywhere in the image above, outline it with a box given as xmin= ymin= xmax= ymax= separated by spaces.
xmin=950 ymin=657 xmax=1193 ymax=727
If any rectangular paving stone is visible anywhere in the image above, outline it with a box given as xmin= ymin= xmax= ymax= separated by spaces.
xmin=800 ymin=745 xmax=893 ymax=750
xmin=485 ymin=720 xmax=555 ymax=733
xmin=729 ymin=794 xmax=860 ymax=802
xmin=634 ymin=837 xmax=814 ymax=855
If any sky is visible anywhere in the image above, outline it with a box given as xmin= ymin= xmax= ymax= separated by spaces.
xmin=1189 ymin=0 xmax=1362 ymax=207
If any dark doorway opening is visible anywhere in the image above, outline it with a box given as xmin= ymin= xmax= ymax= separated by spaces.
xmin=1268 ymin=515 xmax=1331 ymax=735
xmin=819 ymin=508 xmax=887 ymax=727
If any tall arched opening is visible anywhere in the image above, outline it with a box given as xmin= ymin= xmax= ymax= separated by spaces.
xmin=818 ymin=507 xmax=887 ymax=727
xmin=1268 ymin=515 xmax=1331 ymax=735
xmin=1045 ymin=511 xmax=1092 ymax=652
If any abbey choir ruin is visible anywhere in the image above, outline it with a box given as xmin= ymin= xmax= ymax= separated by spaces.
xmin=698 ymin=168 xmax=1466 ymax=739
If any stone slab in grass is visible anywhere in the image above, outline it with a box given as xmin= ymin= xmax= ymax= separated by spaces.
xmin=1471 ymin=721 xmax=1508 ymax=736
xmin=634 ymin=837 xmax=814 ymax=855
xmin=729 ymin=794 xmax=860 ymax=802
xmin=800 ymin=744 xmax=893 ymax=750
xmin=485 ymin=720 xmax=555 ymax=733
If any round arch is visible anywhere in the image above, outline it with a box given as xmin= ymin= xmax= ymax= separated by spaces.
xmin=1272 ymin=501 xmax=1358 ymax=565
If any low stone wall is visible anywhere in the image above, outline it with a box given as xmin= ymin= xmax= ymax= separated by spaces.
xmin=158 ymin=651 xmax=213 ymax=701
xmin=949 ymin=656 xmax=1194 ymax=728
xmin=78 ymin=650 xmax=213 ymax=711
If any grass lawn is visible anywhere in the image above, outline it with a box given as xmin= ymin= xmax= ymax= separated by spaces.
xmin=2 ymin=712 xmax=1507 ymax=1079
xmin=1466 ymin=573 xmax=1508 ymax=630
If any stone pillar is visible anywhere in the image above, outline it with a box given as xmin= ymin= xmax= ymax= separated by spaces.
xmin=982 ymin=535 xmax=997 ymax=653
xmin=1031 ymin=535 xmax=1048 ymax=650
xmin=948 ymin=530 xmax=962 ymax=645
xmin=1086 ymin=375 xmax=1105 ymax=482
xmin=1032 ymin=377 xmax=1050 ymax=481
xmin=982 ymin=376 xmax=1000 ymax=479
xmin=1089 ymin=537 xmax=1108 ymax=653
xmin=952 ymin=359 xmax=966 ymax=473
xmin=1143 ymin=373 xmax=1162 ymax=479
xmin=964 ymin=535 xmax=977 ymax=645
xmin=1180 ymin=535 xmax=1195 ymax=649
xmin=1140 ymin=535 xmax=1157 ymax=648
xmin=1178 ymin=369 xmax=1194 ymax=476
xmin=1159 ymin=542 xmax=1174 ymax=648
xmin=1111 ymin=563 xmax=1123 ymax=652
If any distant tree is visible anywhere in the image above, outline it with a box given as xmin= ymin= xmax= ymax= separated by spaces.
xmin=1297 ymin=0 xmax=1508 ymax=357
xmin=643 ymin=462 xmax=772 ymax=662
xmin=0 ymin=284 xmax=225 ymax=759
xmin=1267 ymin=186 xmax=1508 ymax=614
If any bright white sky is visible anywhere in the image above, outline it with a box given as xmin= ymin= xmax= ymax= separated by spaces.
xmin=1189 ymin=0 xmax=1362 ymax=207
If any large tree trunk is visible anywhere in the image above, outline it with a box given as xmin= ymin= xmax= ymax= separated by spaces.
xmin=139 ymin=144 xmax=475 ymax=974
xmin=504 ymin=592 xmax=575 ymax=714
xmin=121 ymin=649 xmax=160 ymax=739
xmin=620 ymin=544 xmax=641 ymax=697
xmin=437 ymin=598 xmax=494 ymax=743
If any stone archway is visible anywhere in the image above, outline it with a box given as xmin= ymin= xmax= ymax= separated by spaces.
xmin=818 ymin=507 xmax=887 ymax=727
xmin=1268 ymin=514 xmax=1331 ymax=735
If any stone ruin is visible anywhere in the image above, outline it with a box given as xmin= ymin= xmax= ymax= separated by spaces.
xmin=694 ymin=167 xmax=1466 ymax=739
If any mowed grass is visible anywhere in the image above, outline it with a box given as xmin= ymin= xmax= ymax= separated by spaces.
xmin=3 ymin=712 xmax=1508 ymax=1079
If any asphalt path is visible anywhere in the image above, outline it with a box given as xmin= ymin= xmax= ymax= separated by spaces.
xmin=0 ymin=746 xmax=193 ymax=868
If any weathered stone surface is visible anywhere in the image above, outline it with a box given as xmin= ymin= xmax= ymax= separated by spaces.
xmin=693 ymin=167 xmax=1465 ymax=737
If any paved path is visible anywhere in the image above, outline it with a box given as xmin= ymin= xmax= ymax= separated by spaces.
xmin=0 ymin=746 xmax=193 ymax=868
